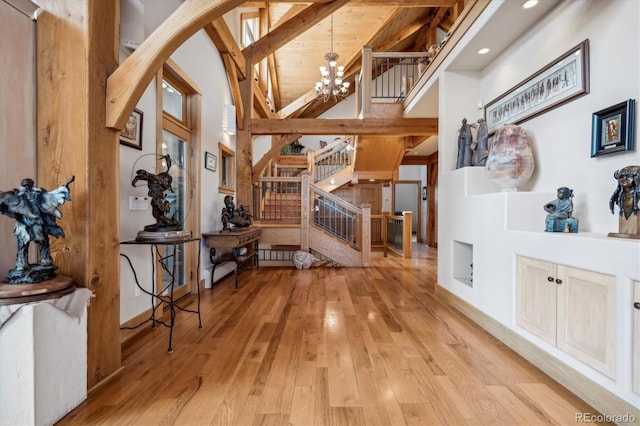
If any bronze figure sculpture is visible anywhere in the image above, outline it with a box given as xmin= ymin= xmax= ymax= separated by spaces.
xmin=132 ymin=154 xmax=181 ymax=232
xmin=608 ymin=165 xmax=640 ymax=238
xmin=0 ymin=176 xmax=75 ymax=284
xmin=221 ymin=195 xmax=252 ymax=231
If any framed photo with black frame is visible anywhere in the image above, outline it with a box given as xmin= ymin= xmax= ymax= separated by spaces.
xmin=591 ymin=99 xmax=635 ymax=157
xmin=205 ymin=151 xmax=217 ymax=172
xmin=119 ymin=108 xmax=143 ymax=150
xmin=484 ymin=40 xmax=590 ymax=135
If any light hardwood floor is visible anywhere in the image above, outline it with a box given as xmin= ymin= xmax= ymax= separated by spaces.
xmin=59 ymin=248 xmax=610 ymax=425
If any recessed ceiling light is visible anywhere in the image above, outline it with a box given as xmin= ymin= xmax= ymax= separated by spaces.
xmin=369 ymin=179 xmax=375 ymax=182
xmin=478 ymin=48 xmax=490 ymax=55
xmin=522 ymin=0 xmax=538 ymax=9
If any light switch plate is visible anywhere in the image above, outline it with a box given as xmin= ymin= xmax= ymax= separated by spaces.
xmin=129 ymin=196 xmax=149 ymax=210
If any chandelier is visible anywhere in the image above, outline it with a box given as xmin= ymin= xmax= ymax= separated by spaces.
xmin=314 ymin=15 xmax=350 ymax=102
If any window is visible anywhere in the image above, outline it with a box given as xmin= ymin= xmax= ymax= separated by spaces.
xmin=161 ymin=80 xmax=184 ymax=122
xmin=219 ymin=142 xmax=235 ymax=194
xmin=241 ymin=12 xmax=259 ymax=48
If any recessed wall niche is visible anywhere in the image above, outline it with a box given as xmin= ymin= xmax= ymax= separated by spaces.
xmin=452 ymin=240 xmax=473 ymax=287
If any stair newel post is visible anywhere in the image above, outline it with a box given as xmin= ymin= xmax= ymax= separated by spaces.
xmin=382 ymin=212 xmax=389 ymax=257
xmin=361 ymin=45 xmax=373 ymax=118
xmin=402 ymin=211 xmax=413 ymax=259
xmin=307 ymin=150 xmax=316 ymax=183
xmin=301 ymin=171 xmax=311 ymax=252
xmin=361 ymin=204 xmax=371 ymax=267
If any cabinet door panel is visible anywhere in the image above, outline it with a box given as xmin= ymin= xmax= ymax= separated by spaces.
xmin=634 ymin=281 xmax=640 ymax=394
xmin=557 ymin=266 xmax=616 ymax=378
xmin=516 ymin=257 xmax=557 ymax=344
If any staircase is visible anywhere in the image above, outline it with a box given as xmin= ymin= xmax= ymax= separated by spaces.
xmin=253 ymin=137 xmax=371 ymax=267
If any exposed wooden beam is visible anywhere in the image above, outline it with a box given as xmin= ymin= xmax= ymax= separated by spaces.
xmin=253 ymin=79 xmax=275 ymax=117
xmin=106 ymin=0 xmax=245 ymax=130
xmin=251 ymin=133 xmax=302 ymax=181
xmin=260 ymin=7 xmax=281 ymax=111
xmin=237 ymin=49 xmax=254 ymax=208
xmin=251 ymin=118 xmax=437 ymax=135
xmin=222 ymin=53 xmax=245 ymax=130
xmin=246 ymin=0 xmax=455 ymax=5
xmin=38 ymin=0 xmax=121 ymax=389
xmin=204 ymin=18 xmax=247 ymax=80
xmin=243 ymin=0 xmax=350 ymax=64
xmin=347 ymin=0 xmax=456 ymax=4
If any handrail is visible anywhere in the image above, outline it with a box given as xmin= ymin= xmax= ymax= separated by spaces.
xmin=313 ymin=136 xmax=352 ymax=158
xmin=310 ymin=183 xmax=361 ymax=215
xmin=312 ymin=137 xmax=354 ymax=183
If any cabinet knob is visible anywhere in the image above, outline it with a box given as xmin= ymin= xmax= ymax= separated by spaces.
xmin=634 ymin=302 xmax=640 ymax=310
xmin=555 ymin=278 xmax=562 ymax=284
xmin=547 ymin=276 xmax=554 ymax=282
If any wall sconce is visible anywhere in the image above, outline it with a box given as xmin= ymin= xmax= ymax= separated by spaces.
xmin=222 ymin=104 xmax=236 ymax=135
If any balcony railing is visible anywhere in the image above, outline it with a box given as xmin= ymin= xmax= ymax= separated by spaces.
xmin=356 ymin=46 xmax=431 ymax=117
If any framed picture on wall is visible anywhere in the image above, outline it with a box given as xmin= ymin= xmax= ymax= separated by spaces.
xmin=484 ymin=40 xmax=590 ymax=134
xmin=591 ymin=99 xmax=635 ymax=157
xmin=119 ymin=108 xmax=143 ymax=150
xmin=205 ymin=151 xmax=217 ymax=172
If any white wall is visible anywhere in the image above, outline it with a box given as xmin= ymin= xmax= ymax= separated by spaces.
xmin=433 ymin=0 xmax=640 ymax=407
xmin=119 ymin=1 xmax=236 ymax=323
xmin=478 ymin=0 xmax=639 ymax=233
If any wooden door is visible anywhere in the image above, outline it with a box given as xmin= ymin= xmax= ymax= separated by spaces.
xmin=556 ymin=266 xmax=616 ymax=378
xmin=516 ymin=257 xmax=557 ymax=345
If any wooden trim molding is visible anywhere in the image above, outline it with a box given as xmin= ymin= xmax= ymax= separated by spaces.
xmin=435 ymin=285 xmax=640 ymax=421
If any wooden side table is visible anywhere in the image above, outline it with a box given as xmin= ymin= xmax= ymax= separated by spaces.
xmin=202 ymin=228 xmax=261 ymax=290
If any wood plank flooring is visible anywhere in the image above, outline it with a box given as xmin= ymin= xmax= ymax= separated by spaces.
xmin=58 ymin=248 xmax=610 ymax=425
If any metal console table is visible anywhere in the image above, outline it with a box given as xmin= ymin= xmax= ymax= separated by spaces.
xmin=120 ymin=235 xmax=202 ymax=352
xmin=202 ymin=228 xmax=261 ymax=290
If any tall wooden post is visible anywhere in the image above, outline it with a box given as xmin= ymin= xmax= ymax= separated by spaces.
xmin=37 ymin=0 xmax=121 ymax=389
xmin=402 ymin=211 xmax=413 ymax=259
xmin=237 ymin=50 xmax=254 ymax=207
xmin=361 ymin=204 xmax=371 ymax=267
xmin=300 ymin=172 xmax=310 ymax=252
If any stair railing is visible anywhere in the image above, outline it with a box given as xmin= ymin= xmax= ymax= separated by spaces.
xmin=252 ymin=176 xmax=302 ymax=223
xmin=312 ymin=136 xmax=354 ymax=182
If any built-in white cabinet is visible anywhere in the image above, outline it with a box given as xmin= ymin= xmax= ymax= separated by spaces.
xmin=634 ymin=281 xmax=640 ymax=395
xmin=516 ymin=256 xmax=616 ymax=378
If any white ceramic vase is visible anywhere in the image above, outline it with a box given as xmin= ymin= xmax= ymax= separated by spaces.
xmin=485 ymin=125 xmax=534 ymax=191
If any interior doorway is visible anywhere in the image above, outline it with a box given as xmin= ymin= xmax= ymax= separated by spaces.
xmin=393 ymin=180 xmax=422 ymax=243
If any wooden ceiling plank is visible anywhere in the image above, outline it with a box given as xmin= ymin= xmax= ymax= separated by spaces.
xmin=243 ymin=0 xmax=350 ymax=64
xmin=252 ymin=118 xmax=437 ymax=135
xmin=279 ymin=7 xmax=417 ymax=118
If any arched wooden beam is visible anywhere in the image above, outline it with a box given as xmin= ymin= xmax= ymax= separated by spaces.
xmin=105 ymin=0 xmax=245 ymax=130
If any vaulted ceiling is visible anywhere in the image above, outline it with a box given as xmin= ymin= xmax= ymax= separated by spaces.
xmin=221 ymin=0 xmax=466 ymax=120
